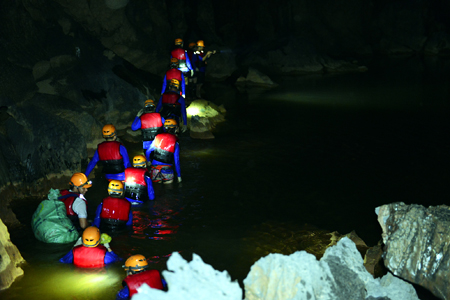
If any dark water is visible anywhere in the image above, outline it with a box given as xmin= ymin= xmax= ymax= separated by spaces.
xmin=2 ymin=57 xmax=450 ymax=299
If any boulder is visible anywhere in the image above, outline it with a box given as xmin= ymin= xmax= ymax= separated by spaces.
xmin=236 ymin=68 xmax=278 ymax=87
xmin=132 ymin=252 xmax=242 ymax=300
xmin=376 ymin=202 xmax=450 ymax=300
xmin=0 ymin=218 xmax=25 ymax=290
xmin=244 ymin=237 xmax=419 ymax=300
xmin=187 ymin=99 xmax=226 ymax=140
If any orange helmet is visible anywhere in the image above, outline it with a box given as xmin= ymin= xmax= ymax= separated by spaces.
xmin=123 ymin=254 xmax=149 ymax=272
xmin=133 ymin=155 xmax=147 ymax=168
xmin=164 ymin=119 xmax=178 ymax=128
xmin=169 ymin=79 xmax=180 ymax=90
xmin=108 ymin=180 xmax=124 ymax=196
xmin=188 ymin=42 xmax=196 ymax=49
xmin=70 ymin=173 xmax=92 ymax=189
xmin=82 ymin=226 xmax=100 ymax=247
xmin=175 ymin=38 xmax=183 ymax=46
xmin=144 ymin=99 xmax=155 ymax=108
xmin=170 ymin=57 xmax=179 ymax=68
xmin=197 ymin=40 xmax=205 ymax=47
xmin=102 ymin=124 xmax=116 ymax=138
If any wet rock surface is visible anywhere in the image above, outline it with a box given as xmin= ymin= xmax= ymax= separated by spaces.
xmin=0 ymin=218 xmax=24 ymax=290
xmin=377 ymin=202 xmax=450 ymax=300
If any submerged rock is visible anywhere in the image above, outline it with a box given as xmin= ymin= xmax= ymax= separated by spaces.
xmin=377 ymin=202 xmax=450 ymax=300
xmin=244 ymin=237 xmax=418 ymax=300
xmin=236 ymin=68 xmax=278 ymax=88
xmin=0 ymin=218 xmax=25 ymax=290
xmin=187 ymin=99 xmax=226 ymax=140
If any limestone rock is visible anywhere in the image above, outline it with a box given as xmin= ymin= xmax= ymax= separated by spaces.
xmin=132 ymin=252 xmax=242 ymax=300
xmin=237 ymin=68 xmax=278 ymax=87
xmin=187 ymin=100 xmax=226 ymax=140
xmin=376 ymin=202 xmax=450 ymax=299
xmin=0 ymin=218 xmax=25 ymax=290
xmin=244 ymin=237 xmax=419 ymax=300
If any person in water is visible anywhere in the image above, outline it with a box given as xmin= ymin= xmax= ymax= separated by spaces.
xmin=161 ymin=58 xmax=186 ymax=98
xmin=124 ymin=155 xmax=155 ymax=204
xmin=156 ymin=79 xmax=187 ymax=133
xmin=192 ymin=40 xmax=216 ymax=98
xmin=131 ymin=99 xmax=166 ymax=152
xmin=85 ymin=124 xmax=131 ymax=181
xmin=145 ymin=119 xmax=181 ymax=184
xmin=59 ymin=226 xmax=121 ymax=268
xmin=116 ymin=254 xmax=166 ymax=300
xmin=92 ymin=180 xmax=133 ymax=230
xmin=58 ymin=172 xmax=92 ymax=230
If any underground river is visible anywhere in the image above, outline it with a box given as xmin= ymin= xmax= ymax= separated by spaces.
xmin=2 ymin=56 xmax=449 ymax=300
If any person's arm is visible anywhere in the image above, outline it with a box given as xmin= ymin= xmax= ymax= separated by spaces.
xmin=185 ymin=52 xmax=193 ymax=71
xmin=72 ymin=198 xmax=88 ymax=229
xmin=59 ymin=250 xmax=74 ymax=264
xmin=156 ymin=95 xmax=163 ymax=112
xmin=116 ymin=286 xmax=130 ymax=300
xmin=85 ymin=150 xmax=99 ymax=177
xmin=104 ymin=250 xmax=122 ymax=264
xmin=178 ymin=97 xmax=188 ymax=126
xmin=79 ymin=218 xmax=88 ymax=229
xmin=161 ymin=116 xmax=166 ymax=132
xmin=126 ymin=210 xmax=133 ymax=226
xmin=131 ymin=116 xmax=142 ymax=131
xmin=181 ymin=76 xmax=186 ymax=98
xmin=161 ymin=75 xmax=167 ymax=94
xmin=174 ymin=143 xmax=181 ymax=182
xmin=145 ymin=141 xmax=155 ymax=162
xmin=120 ymin=145 xmax=131 ymax=168
xmin=145 ymin=175 xmax=155 ymax=200
xmin=92 ymin=203 xmax=103 ymax=228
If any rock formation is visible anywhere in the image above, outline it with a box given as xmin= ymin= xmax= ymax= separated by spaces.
xmin=132 ymin=238 xmax=418 ymax=300
xmin=187 ymin=100 xmax=226 ymax=139
xmin=0 ymin=218 xmax=25 ymax=290
xmin=377 ymin=202 xmax=450 ymax=300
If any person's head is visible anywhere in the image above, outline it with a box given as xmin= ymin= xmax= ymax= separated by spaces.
xmin=123 ymin=254 xmax=148 ymax=276
xmin=133 ymin=155 xmax=147 ymax=168
xmin=164 ymin=119 xmax=179 ymax=135
xmin=196 ymin=40 xmax=205 ymax=51
xmin=69 ymin=173 xmax=92 ymax=195
xmin=102 ymin=124 xmax=116 ymax=141
xmin=108 ymin=180 xmax=124 ymax=197
xmin=82 ymin=226 xmax=101 ymax=247
xmin=174 ymin=38 xmax=183 ymax=48
xmin=170 ymin=57 xmax=179 ymax=69
xmin=168 ymin=79 xmax=180 ymax=92
xmin=188 ymin=42 xmax=196 ymax=51
xmin=144 ymin=99 xmax=156 ymax=113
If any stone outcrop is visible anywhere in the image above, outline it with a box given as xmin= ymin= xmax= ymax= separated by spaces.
xmin=132 ymin=238 xmax=418 ymax=300
xmin=244 ymin=237 xmax=419 ymax=300
xmin=236 ymin=68 xmax=278 ymax=87
xmin=187 ymin=100 xmax=226 ymax=139
xmin=377 ymin=202 xmax=450 ymax=300
xmin=0 ymin=218 xmax=25 ymax=290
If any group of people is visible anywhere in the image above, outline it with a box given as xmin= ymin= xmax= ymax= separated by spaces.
xmin=54 ymin=37 xmax=216 ymax=299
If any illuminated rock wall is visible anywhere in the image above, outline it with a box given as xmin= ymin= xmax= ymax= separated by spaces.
xmin=0 ymin=218 xmax=24 ymax=290
xmin=377 ymin=202 xmax=450 ymax=300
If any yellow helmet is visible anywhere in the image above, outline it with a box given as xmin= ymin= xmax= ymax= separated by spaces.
xmin=144 ymin=99 xmax=155 ymax=108
xmin=164 ymin=119 xmax=178 ymax=128
xmin=170 ymin=57 xmax=179 ymax=68
xmin=70 ymin=173 xmax=92 ymax=189
xmin=82 ymin=226 xmax=101 ymax=247
xmin=188 ymin=42 xmax=196 ymax=49
xmin=102 ymin=124 xmax=116 ymax=138
xmin=123 ymin=254 xmax=149 ymax=272
xmin=133 ymin=155 xmax=147 ymax=168
xmin=175 ymin=38 xmax=183 ymax=46
xmin=108 ymin=180 xmax=124 ymax=196
xmin=197 ymin=40 xmax=205 ymax=47
xmin=169 ymin=79 xmax=180 ymax=90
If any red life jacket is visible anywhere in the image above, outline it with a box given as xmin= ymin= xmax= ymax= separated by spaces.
xmin=59 ymin=189 xmax=84 ymax=216
xmin=152 ymin=133 xmax=178 ymax=164
xmin=125 ymin=168 xmax=147 ymax=186
xmin=98 ymin=141 xmax=123 ymax=161
xmin=73 ymin=245 xmax=107 ymax=268
xmin=100 ymin=196 xmax=131 ymax=222
xmin=165 ymin=68 xmax=183 ymax=82
xmin=161 ymin=92 xmax=181 ymax=106
xmin=141 ymin=113 xmax=163 ymax=130
xmin=123 ymin=270 xmax=164 ymax=297
xmin=171 ymin=48 xmax=186 ymax=61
